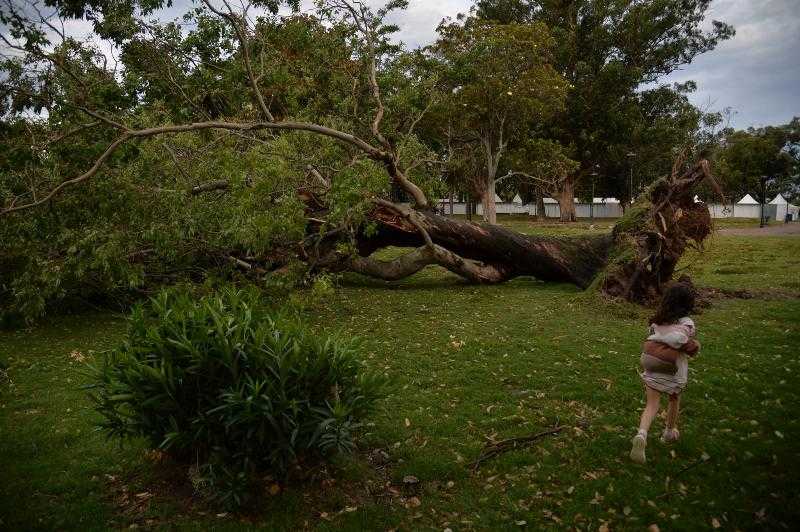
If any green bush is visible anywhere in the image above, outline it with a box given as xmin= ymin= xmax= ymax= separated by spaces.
xmin=87 ymin=288 xmax=386 ymax=508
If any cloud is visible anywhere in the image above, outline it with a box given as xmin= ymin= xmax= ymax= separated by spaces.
xmin=660 ymin=0 xmax=800 ymax=128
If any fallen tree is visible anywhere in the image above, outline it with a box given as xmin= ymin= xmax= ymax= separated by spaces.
xmin=304 ymin=157 xmax=717 ymax=303
xmin=0 ymin=0 xmax=719 ymax=312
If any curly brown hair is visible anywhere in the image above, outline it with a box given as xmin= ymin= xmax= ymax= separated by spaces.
xmin=650 ymin=282 xmax=696 ymax=325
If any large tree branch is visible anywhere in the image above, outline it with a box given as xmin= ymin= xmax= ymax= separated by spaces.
xmin=1 ymin=119 xmax=390 ymax=216
xmin=347 ymin=243 xmax=509 ymax=283
xmin=2 ymin=134 xmax=131 ymax=215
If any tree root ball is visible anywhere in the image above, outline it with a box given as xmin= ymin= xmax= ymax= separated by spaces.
xmin=678 ymin=202 xmax=713 ymax=243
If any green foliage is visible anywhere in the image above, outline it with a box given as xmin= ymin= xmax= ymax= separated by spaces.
xmin=612 ymin=203 xmax=651 ymax=236
xmin=430 ymin=18 xmax=567 ymax=190
xmin=0 ymin=129 xmax=310 ymax=321
xmin=86 ymin=287 xmax=386 ymax=508
xmin=712 ymin=119 xmax=799 ymax=202
xmin=475 ymin=0 xmax=734 ymax=200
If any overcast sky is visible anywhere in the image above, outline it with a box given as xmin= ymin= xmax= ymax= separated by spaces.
xmin=9 ymin=0 xmax=800 ymax=129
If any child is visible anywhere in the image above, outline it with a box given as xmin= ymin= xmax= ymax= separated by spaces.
xmin=630 ymin=283 xmax=700 ymax=464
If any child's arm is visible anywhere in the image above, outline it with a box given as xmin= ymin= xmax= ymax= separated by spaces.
xmin=683 ymin=338 xmax=701 ymax=357
xmin=647 ymin=329 xmax=689 ymax=349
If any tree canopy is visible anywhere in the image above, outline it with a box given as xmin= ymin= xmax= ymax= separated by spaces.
xmin=474 ymin=0 xmax=734 ymax=218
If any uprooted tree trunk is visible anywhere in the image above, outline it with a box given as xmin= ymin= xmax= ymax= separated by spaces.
xmin=307 ymin=159 xmax=717 ymax=304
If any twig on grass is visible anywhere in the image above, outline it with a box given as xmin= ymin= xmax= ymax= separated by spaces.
xmin=675 ymin=457 xmax=709 ymax=478
xmin=470 ymin=426 xmax=564 ymax=471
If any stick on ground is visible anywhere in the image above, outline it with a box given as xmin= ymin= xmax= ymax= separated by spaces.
xmin=471 ymin=426 xmax=564 ymax=471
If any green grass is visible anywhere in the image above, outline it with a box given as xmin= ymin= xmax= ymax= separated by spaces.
xmin=682 ymin=235 xmax=800 ymax=291
xmin=2 ymin=220 xmax=799 ymax=531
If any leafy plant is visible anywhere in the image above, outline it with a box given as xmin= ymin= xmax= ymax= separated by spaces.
xmin=87 ymin=287 xmax=386 ymax=508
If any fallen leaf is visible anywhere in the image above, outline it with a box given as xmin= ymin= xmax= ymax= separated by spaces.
xmin=711 ymin=517 xmax=721 ymax=528
xmin=405 ymin=418 xmax=411 ymax=427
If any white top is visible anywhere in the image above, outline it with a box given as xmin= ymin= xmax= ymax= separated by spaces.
xmin=738 ymin=194 xmax=759 ymax=205
xmin=770 ymin=194 xmax=788 ymax=205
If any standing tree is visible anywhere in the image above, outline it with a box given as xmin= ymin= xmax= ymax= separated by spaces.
xmin=2 ymin=0 xmax=722 ymax=321
xmin=428 ymin=18 xmax=566 ymax=224
xmin=714 ymin=120 xmax=800 ymax=203
xmin=476 ymin=0 xmax=734 ymax=220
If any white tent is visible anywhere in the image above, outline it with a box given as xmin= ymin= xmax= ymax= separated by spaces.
xmin=512 ymin=194 xmax=523 ymax=205
xmin=770 ymin=193 xmax=800 ymax=221
xmin=770 ymin=193 xmax=788 ymax=205
xmin=494 ymin=193 xmax=503 ymax=202
xmin=738 ymin=194 xmax=759 ymax=205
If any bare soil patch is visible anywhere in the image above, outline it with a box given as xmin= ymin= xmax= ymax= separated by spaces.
xmin=716 ymin=223 xmax=800 ymax=237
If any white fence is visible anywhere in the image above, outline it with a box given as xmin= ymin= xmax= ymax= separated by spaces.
xmin=437 ymin=200 xmax=623 ymax=218
xmin=437 ymin=200 xmax=781 ymax=220
xmin=707 ymin=203 xmax=778 ymax=220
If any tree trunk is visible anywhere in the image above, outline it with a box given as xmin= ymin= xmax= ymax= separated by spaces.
xmin=350 ymin=207 xmax=612 ymax=287
xmin=481 ymin=177 xmax=498 ymax=225
xmin=480 ymin=135 xmax=503 ymax=225
xmin=536 ymin=191 xmax=546 ymax=221
xmin=305 ymin=160 xmax=718 ymax=304
xmin=556 ymin=176 xmax=577 ymax=222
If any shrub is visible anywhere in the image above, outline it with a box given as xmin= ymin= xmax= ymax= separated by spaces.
xmin=87 ymin=287 xmax=386 ymax=508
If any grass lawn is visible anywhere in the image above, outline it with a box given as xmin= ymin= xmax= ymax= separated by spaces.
xmin=2 ymin=221 xmax=799 ymax=531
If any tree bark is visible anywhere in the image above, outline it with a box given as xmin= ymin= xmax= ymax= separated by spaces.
xmin=350 ymin=206 xmax=613 ymax=288
xmin=556 ymin=175 xmax=577 ymax=222
xmin=480 ymin=135 xmax=504 ymax=225
xmin=481 ymin=177 xmax=498 ymax=225
xmin=535 ymin=191 xmax=546 ymax=220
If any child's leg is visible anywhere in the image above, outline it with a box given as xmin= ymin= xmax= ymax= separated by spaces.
xmin=638 ymin=386 xmax=662 ymax=433
xmin=631 ymin=386 xmax=661 ymax=463
xmin=661 ymin=393 xmax=681 ymax=442
xmin=666 ymin=394 xmax=680 ymax=430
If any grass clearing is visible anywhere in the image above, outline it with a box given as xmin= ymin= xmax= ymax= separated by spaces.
xmin=2 ymin=221 xmax=799 ymax=530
